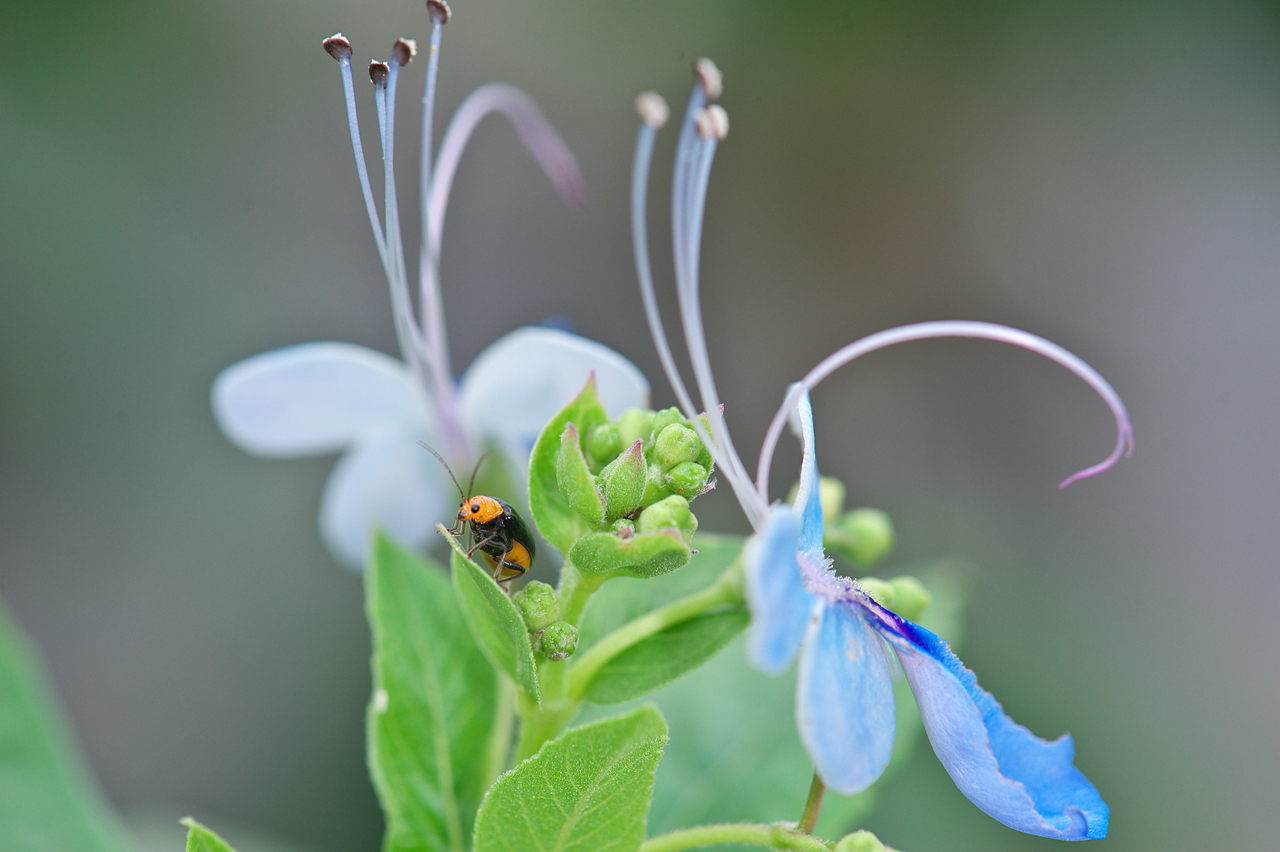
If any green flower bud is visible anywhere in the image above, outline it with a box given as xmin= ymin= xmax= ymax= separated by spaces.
xmin=611 ymin=518 xmax=636 ymax=536
xmin=556 ymin=423 xmax=606 ymax=524
xmin=616 ymin=408 xmax=656 ymax=450
xmin=693 ymin=413 xmax=715 ymax=469
xmin=664 ymin=461 xmax=708 ymax=496
xmin=599 ymin=440 xmax=646 ymax=520
xmin=834 ymin=830 xmax=887 ymax=852
xmin=819 ymin=476 xmax=846 ymax=525
xmin=857 ymin=576 xmax=895 ymax=608
xmin=650 ymin=407 xmax=687 ymax=443
xmin=888 ymin=575 xmax=931 ymax=621
xmin=537 ymin=621 xmax=579 ymax=660
xmin=827 ymin=507 xmax=895 ymax=567
xmin=638 ymin=494 xmax=698 ymax=543
xmin=513 ymin=581 xmax=559 ymax=631
xmin=640 ymin=464 xmax=672 ymax=506
xmin=585 ymin=422 xmax=623 ymax=468
xmin=654 ymin=423 xmax=702 ymax=469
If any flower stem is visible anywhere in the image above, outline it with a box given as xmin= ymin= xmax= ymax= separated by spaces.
xmin=638 ymin=824 xmax=833 ymax=852
xmin=566 ymin=562 xmax=743 ymax=700
xmin=797 ymin=772 xmax=825 ymax=835
xmin=555 ymin=557 xmax=606 ymax=627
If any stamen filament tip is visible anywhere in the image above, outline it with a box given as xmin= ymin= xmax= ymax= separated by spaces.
xmin=322 ymin=33 xmax=352 ymax=61
xmin=369 ymin=60 xmax=389 ymax=87
xmin=694 ymin=57 xmax=723 ymax=99
xmin=636 ymin=91 xmax=670 ymax=129
xmin=391 ymin=38 xmax=417 ymax=66
xmin=427 ymin=0 xmax=452 ymax=25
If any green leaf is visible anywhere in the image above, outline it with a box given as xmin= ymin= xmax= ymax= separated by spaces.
xmin=583 ymin=609 xmax=749 ymax=705
xmin=367 ymin=533 xmax=501 ymax=852
xmin=556 ymin=424 xmax=606 ymax=525
xmin=183 ymin=818 xmax=239 ymax=852
xmin=0 ymin=596 xmax=129 ymax=852
xmin=444 ymin=527 xmax=541 ymax=702
xmin=569 ymin=530 xmax=690 ymax=578
xmin=473 ymin=706 xmax=667 ymax=852
xmin=529 ymin=377 xmax=610 ymax=554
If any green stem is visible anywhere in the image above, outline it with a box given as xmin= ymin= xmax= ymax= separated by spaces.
xmin=566 ymin=564 xmax=743 ymax=700
xmin=480 ymin=676 xmax=514 ymax=789
xmin=555 ymin=556 xmax=606 ymax=626
xmin=797 ymin=773 xmax=825 ymax=835
xmin=639 ymin=824 xmax=833 ymax=852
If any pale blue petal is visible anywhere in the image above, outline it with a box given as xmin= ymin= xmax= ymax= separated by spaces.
xmin=788 ymin=390 xmax=824 ymax=553
xmin=795 ymin=600 xmax=896 ymax=795
xmin=743 ymin=506 xmax=817 ymax=674
xmin=212 ymin=342 xmax=425 ymax=457
xmin=318 ymin=428 xmax=452 ymax=570
xmin=866 ymin=601 xmax=1109 ymax=840
xmin=459 ymin=326 xmax=649 ymax=460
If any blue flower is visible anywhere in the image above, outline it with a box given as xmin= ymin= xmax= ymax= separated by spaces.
xmin=745 ymin=392 xmax=1108 ymax=839
xmin=627 ymin=61 xmax=1133 ymax=839
xmin=212 ymin=12 xmax=647 ymax=568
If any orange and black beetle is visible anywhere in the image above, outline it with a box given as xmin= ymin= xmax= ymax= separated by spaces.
xmin=419 ymin=442 xmax=536 ymax=584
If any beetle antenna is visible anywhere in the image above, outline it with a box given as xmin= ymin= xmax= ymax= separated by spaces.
xmin=466 ymin=453 xmax=488 ymax=500
xmin=416 ymin=440 xmax=466 ymax=500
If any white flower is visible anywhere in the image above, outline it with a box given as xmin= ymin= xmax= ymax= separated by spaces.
xmin=212 ymin=13 xmax=647 ymax=568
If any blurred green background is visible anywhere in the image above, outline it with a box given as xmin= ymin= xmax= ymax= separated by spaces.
xmin=2 ymin=0 xmax=1278 ymax=850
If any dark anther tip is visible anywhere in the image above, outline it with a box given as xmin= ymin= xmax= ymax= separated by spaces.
xmin=427 ymin=0 xmax=452 ymax=25
xmin=322 ymin=33 xmax=352 ymax=61
xmin=368 ymin=61 xmax=389 ymax=86
xmin=391 ymin=38 xmax=417 ymax=66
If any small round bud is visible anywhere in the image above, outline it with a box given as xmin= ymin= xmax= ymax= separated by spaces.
xmin=323 ymin=34 xmax=353 ymax=62
xmin=638 ymin=494 xmax=698 ymax=543
xmin=654 ymin=423 xmax=702 ymax=468
xmin=857 ymin=577 xmax=895 ymax=608
xmin=427 ymin=0 xmax=452 ymax=25
xmin=391 ymin=38 xmax=417 ymax=66
xmin=616 ymin=408 xmax=656 ymax=450
xmin=650 ymin=407 xmax=686 ymax=442
xmin=818 ymin=476 xmax=847 ymax=526
xmin=830 ymin=508 xmax=896 ymax=567
xmin=369 ymin=61 xmax=389 ymax=86
xmin=664 ymin=461 xmax=708 ymax=496
xmin=888 ymin=576 xmax=932 ymax=622
xmin=834 ymin=830 xmax=887 ymax=852
xmin=599 ymin=441 xmax=647 ymax=520
xmin=537 ymin=621 xmax=579 ymax=660
xmin=635 ymin=91 xmax=670 ymax=128
xmin=513 ymin=581 xmax=559 ymax=632
xmin=585 ymin=422 xmax=623 ymax=465
xmin=611 ymin=519 xmax=636 ymax=537
xmin=694 ymin=57 xmax=723 ymax=99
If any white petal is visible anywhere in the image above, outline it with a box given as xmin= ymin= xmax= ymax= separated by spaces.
xmin=318 ymin=428 xmax=452 ymax=570
xmin=212 ymin=342 xmax=426 ymax=457
xmin=459 ymin=327 xmax=650 ymax=459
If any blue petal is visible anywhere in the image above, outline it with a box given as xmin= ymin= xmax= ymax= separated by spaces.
xmin=865 ymin=602 xmax=1109 ymax=840
xmin=319 ymin=427 xmax=451 ymax=570
xmin=743 ymin=506 xmax=817 ymax=674
xmin=788 ymin=390 xmax=825 ymax=553
xmin=796 ymin=600 xmax=896 ymax=795
xmin=211 ymin=342 xmax=424 ymax=457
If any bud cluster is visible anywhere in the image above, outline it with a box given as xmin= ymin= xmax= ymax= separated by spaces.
xmin=513 ymin=581 xmax=580 ymax=660
xmin=559 ymin=406 xmax=712 ymax=540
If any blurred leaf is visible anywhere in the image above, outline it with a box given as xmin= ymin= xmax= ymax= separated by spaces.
xmin=367 ymin=533 xmax=500 ymax=852
xmin=182 ymin=818 xmax=239 ymax=852
xmin=473 ymin=706 xmax=667 ymax=852
xmin=0 ymin=596 xmax=129 ymax=852
xmin=583 ymin=609 xmax=749 ymax=705
xmin=569 ymin=529 xmax=690 ymax=578
xmin=445 ymin=530 xmax=541 ymax=702
xmin=529 ymin=378 xmax=610 ymax=555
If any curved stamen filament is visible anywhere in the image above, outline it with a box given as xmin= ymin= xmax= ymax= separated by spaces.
xmin=755 ymin=320 xmax=1136 ymax=503
xmin=326 ymin=39 xmax=390 ymax=272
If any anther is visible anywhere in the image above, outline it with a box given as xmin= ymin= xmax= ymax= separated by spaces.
xmin=391 ymin=38 xmax=417 ymax=66
xmin=693 ymin=106 xmax=728 ymax=141
xmin=369 ymin=61 xmax=389 ymax=87
xmin=427 ymin=0 xmax=452 ymax=25
xmin=705 ymin=104 xmax=729 ymax=140
xmin=322 ymin=33 xmax=352 ymax=62
xmin=694 ymin=57 xmax=723 ymax=99
xmin=635 ymin=92 xmax=670 ymax=129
